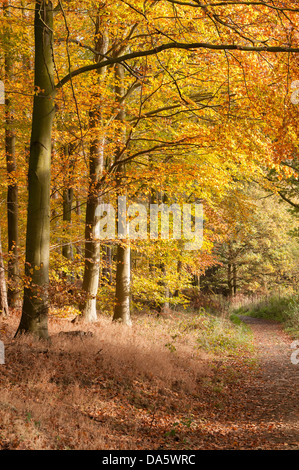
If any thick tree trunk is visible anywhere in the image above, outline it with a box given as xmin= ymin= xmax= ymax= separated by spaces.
xmin=0 ymin=227 xmax=9 ymax=318
xmin=3 ymin=0 xmax=20 ymax=308
xmin=16 ymin=1 xmax=55 ymax=339
xmin=113 ymin=63 xmax=132 ymax=326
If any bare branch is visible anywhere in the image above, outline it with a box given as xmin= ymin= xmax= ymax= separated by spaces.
xmin=57 ymin=41 xmax=299 ymax=89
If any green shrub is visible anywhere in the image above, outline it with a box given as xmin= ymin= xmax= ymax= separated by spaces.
xmin=176 ymin=311 xmax=253 ymax=355
xmin=233 ymin=294 xmax=299 ymax=338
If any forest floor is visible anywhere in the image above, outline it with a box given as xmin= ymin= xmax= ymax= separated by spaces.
xmin=0 ymin=309 xmax=298 ymax=450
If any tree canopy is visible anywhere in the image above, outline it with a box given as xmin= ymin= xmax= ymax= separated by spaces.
xmin=0 ymin=0 xmax=297 ymax=333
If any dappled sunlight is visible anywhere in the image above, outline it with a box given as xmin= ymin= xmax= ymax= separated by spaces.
xmin=0 ymin=309 xmax=297 ymax=450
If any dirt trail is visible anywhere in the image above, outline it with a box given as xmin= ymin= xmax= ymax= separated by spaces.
xmin=238 ymin=316 xmax=299 ymax=449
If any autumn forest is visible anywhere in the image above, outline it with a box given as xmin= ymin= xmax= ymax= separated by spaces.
xmin=0 ymin=0 xmax=298 ymax=453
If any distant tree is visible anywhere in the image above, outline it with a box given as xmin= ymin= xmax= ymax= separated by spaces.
xmin=201 ymin=188 xmax=299 ymax=295
xmin=0 ymin=226 xmax=9 ymax=317
xmin=3 ymin=0 xmax=20 ymax=307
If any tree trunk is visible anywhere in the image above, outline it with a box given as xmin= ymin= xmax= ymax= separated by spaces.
xmin=174 ymin=259 xmax=182 ymax=297
xmin=75 ymin=194 xmax=82 ymax=257
xmin=114 ymin=242 xmax=131 ymax=324
xmin=79 ymin=20 xmax=108 ymax=322
xmin=101 ymin=244 xmax=113 ymax=285
xmin=62 ymin=187 xmax=74 ymax=260
xmin=0 ymin=227 xmax=9 ymax=318
xmin=161 ymin=263 xmax=170 ymax=312
xmin=3 ymin=0 xmax=20 ymax=308
xmin=233 ymin=263 xmax=237 ymax=296
xmin=113 ymin=63 xmax=132 ymax=326
xmin=228 ymin=263 xmax=233 ymax=297
xmin=62 ymin=144 xmax=75 ymax=262
xmin=78 ymin=141 xmax=102 ymax=321
xmin=16 ymin=1 xmax=55 ymax=338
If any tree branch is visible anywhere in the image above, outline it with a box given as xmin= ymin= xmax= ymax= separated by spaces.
xmin=57 ymin=41 xmax=299 ymax=89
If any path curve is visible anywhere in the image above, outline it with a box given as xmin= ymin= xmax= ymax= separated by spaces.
xmin=239 ymin=316 xmax=298 ymax=449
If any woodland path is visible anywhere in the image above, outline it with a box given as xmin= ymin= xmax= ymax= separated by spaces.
xmin=236 ymin=316 xmax=299 ymax=449
xmin=0 ymin=314 xmax=298 ymax=450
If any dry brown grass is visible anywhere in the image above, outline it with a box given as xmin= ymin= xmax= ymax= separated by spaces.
xmin=2 ymin=308 xmax=291 ymax=450
xmin=0 ymin=310 xmax=214 ymax=450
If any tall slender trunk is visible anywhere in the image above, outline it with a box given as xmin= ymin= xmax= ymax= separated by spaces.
xmin=62 ymin=187 xmax=74 ymax=260
xmin=174 ymin=259 xmax=182 ymax=297
xmin=79 ymin=20 xmax=108 ymax=322
xmin=62 ymin=144 xmax=75 ymax=263
xmin=114 ymin=241 xmax=131 ymax=324
xmin=79 ymin=131 xmax=104 ymax=321
xmin=227 ymin=263 xmax=233 ymax=297
xmin=3 ymin=0 xmax=20 ymax=308
xmin=16 ymin=1 xmax=55 ymax=338
xmin=101 ymin=244 xmax=113 ymax=285
xmin=233 ymin=263 xmax=237 ymax=296
xmin=162 ymin=264 xmax=170 ymax=312
xmin=0 ymin=227 xmax=9 ymax=318
xmin=61 ymin=143 xmax=77 ymax=262
xmin=113 ymin=63 xmax=131 ymax=326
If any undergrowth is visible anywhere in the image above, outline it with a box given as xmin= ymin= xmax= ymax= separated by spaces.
xmin=137 ymin=308 xmax=254 ymax=358
xmin=233 ymin=293 xmax=299 ymax=338
xmin=181 ymin=311 xmax=253 ymax=356
xmin=0 ymin=306 xmax=255 ymax=450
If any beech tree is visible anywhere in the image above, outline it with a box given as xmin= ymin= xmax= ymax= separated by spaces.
xmin=0 ymin=226 xmax=9 ymax=317
xmin=79 ymin=14 xmax=109 ymax=322
xmin=16 ymin=0 xmax=55 ymax=338
xmin=3 ymin=0 xmax=19 ymax=307
xmin=112 ymin=62 xmax=132 ymax=325
xmin=8 ymin=0 xmax=299 ymax=337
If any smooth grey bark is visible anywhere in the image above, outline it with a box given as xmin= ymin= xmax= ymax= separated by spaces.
xmin=62 ymin=187 xmax=74 ymax=260
xmin=61 ymin=144 xmax=76 ymax=262
xmin=62 ymin=183 xmax=75 ymax=283
xmin=62 ymin=145 xmax=75 ymax=263
xmin=78 ymin=132 xmax=104 ymax=322
xmin=16 ymin=1 xmax=55 ymax=338
xmin=3 ymin=0 xmax=20 ymax=308
xmin=75 ymin=194 xmax=83 ymax=256
xmin=113 ymin=63 xmax=131 ymax=326
xmin=0 ymin=227 xmax=9 ymax=318
xmin=79 ymin=20 xmax=108 ymax=322
xmin=113 ymin=241 xmax=131 ymax=325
